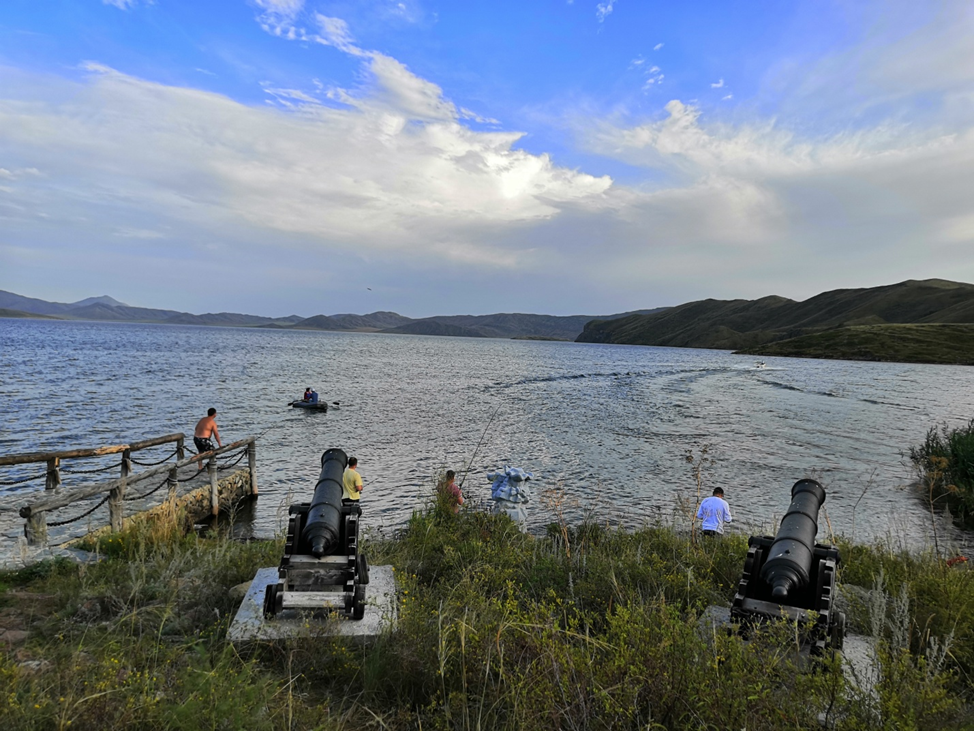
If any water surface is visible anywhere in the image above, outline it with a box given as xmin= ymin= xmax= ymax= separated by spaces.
xmin=2 ymin=318 xmax=972 ymax=547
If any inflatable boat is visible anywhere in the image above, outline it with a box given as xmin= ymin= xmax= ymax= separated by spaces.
xmin=289 ymin=400 xmax=328 ymax=411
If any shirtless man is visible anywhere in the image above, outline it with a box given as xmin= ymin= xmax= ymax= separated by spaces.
xmin=194 ymin=408 xmax=222 ymax=470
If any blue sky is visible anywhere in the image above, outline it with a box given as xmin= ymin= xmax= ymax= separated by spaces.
xmin=1 ymin=0 xmax=973 ymax=317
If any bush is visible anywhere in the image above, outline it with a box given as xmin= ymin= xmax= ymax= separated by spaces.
xmin=909 ymin=418 xmax=974 ymax=519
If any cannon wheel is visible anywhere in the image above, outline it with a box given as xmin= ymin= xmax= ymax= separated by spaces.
xmin=263 ymin=584 xmax=279 ymax=619
xmin=357 ymin=553 xmax=370 ymax=585
xmin=351 ymin=585 xmax=366 ymax=620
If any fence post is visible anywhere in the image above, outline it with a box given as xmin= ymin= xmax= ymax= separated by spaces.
xmin=176 ymin=435 xmax=185 ymax=461
xmin=209 ymin=457 xmax=219 ymax=516
xmin=110 ymin=449 xmax=130 ymax=533
xmin=167 ymin=465 xmax=178 ymax=504
xmin=24 ymin=511 xmax=47 ymax=546
xmin=248 ymin=440 xmax=258 ymax=496
xmin=45 ymin=457 xmax=61 ymax=492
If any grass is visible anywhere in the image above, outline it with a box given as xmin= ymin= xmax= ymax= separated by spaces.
xmin=909 ymin=418 xmax=974 ymax=523
xmin=1 ymin=497 xmax=973 ymax=729
xmin=736 ymin=323 xmax=974 ymax=365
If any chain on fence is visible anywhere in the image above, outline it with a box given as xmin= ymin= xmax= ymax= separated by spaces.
xmin=124 ymin=476 xmax=172 ymax=502
xmin=0 ymin=472 xmax=45 ymax=487
xmin=47 ymin=493 xmax=113 ymax=528
xmin=60 ymin=461 xmax=122 ymax=475
xmin=130 ymin=448 xmax=181 ymax=467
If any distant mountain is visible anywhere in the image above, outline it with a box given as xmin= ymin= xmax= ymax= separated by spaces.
xmin=0 ymin=289 xmax=304 ymax=328
xmin=385 ymin=320 xmax=486 ymax=338
xmin=71 ymin=295 xmax=130 ymax=308
xmin=0 ymin=288 xmax=668 ymax=341
xmin=576 ymin=279 xmax=974 ymax=364
xmin=0 ymin=290 xmax=75 ymax=316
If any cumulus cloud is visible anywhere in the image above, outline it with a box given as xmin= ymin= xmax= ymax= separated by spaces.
xmin=596 ymin=1 xmax=615 ymax=23
xmin=576 ymin=91 xmax=974 ymax=292
xmin=653 ymin=43 xmax=663 ymax=51
xmin=711 ymin=79 xmax=724 ymax=89
xmin=0 ymin=64 xmax=610 ymax=271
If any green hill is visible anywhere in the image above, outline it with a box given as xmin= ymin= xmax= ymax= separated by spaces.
xmin=576 ymin=279 xmax=974 ymax=365
xmin=737 ymin=323 xmax=974 ymax=365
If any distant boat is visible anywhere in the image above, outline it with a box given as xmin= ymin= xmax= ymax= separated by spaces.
xmin=289 ymin=400 xmax=328 ymax=411
xmin=755 ymin=361 xmax=767 ymax=369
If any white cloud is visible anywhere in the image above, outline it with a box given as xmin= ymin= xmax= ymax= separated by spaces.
xmin=0 ymin=167 xmax=41 ymax=180
xmin=460 ymin=107 xmax=501 ymax=125
xmin=312 ymin=14 xmax=367 ymax=56
xmin=0 ymin=64 xmax=610 ymax=270
xmin=102 ymin=0 xmax=139 ymax=8
xmin=114 ymin=227 xmax=166 ymax=239
xmin=653 ymin=43 xmax=663 ymax=51
xmin=722 ymin=94 xmax=733 ymax=101
xmin=711 ymin=79 xmax=724 ymax=89
xmin=254 ymin=0 xmax=306 ymax=38
xmin=261 ymin=85 xmax=321 ymax=106
xmin=575 ymin=93 xmax=974 ymax=292
xmin=596 ymin=1 xmax=615 ymax=23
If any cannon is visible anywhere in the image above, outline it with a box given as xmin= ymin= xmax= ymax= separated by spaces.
xmin=731 ymin=479 xmax=845 ymax=654
xmin=263 ymin=448 xmax=369 ymax=620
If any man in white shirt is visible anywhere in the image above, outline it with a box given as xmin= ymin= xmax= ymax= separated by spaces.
xmin=696 ymin=487 xmax=732 ymax=536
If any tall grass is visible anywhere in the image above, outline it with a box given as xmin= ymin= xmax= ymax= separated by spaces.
xmin=909 ymin=418 xmax=974 ymax=522
xmin=1 ymin=498 xmax=972 ymax=729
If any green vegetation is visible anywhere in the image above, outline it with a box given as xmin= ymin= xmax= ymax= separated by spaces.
xmin=910 ymin=418 xmax=974 ymax=521
xmin=2 ymin=501 xmax=973 ymax=729
xmin=577 ymin=278 xmax=974 ymax=365
xmin=736 ymin=323 xmax=974 ymax=365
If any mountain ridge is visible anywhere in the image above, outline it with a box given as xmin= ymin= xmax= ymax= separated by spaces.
xmin=0 ymin=289 xmax=667 ymax=341
xmin=575 ymin=279 xmax=974 ymax=364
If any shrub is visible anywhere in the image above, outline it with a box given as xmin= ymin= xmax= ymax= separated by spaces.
xmin=908 ymin=418 xmax=974 ymax=519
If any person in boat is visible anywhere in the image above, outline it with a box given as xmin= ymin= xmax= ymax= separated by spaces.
xmin=343 ymin=456 xmax=363 ymax=501
xmin=193 ymin=407 xmax=222 ymax=471
xmin=303 ymin=387 xmax=313 ymax=402
xmin=309 ymin=389 xmax=319 ymax=404
xmin=437 ymin=470 xmax=464 ymax=513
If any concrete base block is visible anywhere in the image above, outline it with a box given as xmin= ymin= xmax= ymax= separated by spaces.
xmin=228 ymin=565 xmax=397 ymax=644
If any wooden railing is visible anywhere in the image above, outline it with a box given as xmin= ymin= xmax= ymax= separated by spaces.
xmin=0 ymin=433 xmax=186 ymax=494
xmin=4 ymin=435 xmax=257 ymax=545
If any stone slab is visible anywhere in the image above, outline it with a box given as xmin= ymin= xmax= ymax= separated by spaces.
xmin=227 ymin=565 xmax=397 ymax=644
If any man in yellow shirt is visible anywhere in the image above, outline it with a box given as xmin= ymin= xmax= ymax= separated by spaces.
xmin=343 ymin=456 xmax=363 ymax=501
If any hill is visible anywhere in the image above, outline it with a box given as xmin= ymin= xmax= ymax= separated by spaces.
xmin=0 ymin=308 xmax=60 ymax=320
xmin=0 ymin=288 xmax=666 ymax=341
xmin=736 ymin=323 xmax=974 ymax=365
xmin=0 ymin=289 xmax=304 ymax=328
xmin=576 ymin=279 xmax=974 ymax=364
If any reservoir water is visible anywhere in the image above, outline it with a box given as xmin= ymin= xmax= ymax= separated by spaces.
xmin=2 ymin=318 xmax=973 ymax=548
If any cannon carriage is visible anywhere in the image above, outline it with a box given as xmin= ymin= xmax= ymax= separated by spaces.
xmin=263 ymin=448 xmax=370 ymax=620
xmin=731 ymin=479 xmax=845 ymax=655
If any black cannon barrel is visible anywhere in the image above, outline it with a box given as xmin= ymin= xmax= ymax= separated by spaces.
xmin=759 ymin=479 xmax=826 ymax=600
xmin=301 ymin=448 xmax=348 ymax=557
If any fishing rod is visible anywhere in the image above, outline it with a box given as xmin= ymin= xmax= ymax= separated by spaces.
xmin=459 ymin=405 xmax=501 ymax=489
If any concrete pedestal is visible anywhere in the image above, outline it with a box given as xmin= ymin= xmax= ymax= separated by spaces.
xmin=228 ymin=565 xmax=397 ymax=644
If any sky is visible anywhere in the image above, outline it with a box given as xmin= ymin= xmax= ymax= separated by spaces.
xmin=1 ymin=1 xmax=973 ymax=318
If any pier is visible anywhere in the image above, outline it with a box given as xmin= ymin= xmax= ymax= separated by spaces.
xmin=0 ymin=432 xmax=259 ymax=568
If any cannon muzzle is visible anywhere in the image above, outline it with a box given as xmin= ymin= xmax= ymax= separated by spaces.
xmin=759 ymin=479 xmax=826 ymax=599
xmin=301 ymin=448 xmax=348 ymax=557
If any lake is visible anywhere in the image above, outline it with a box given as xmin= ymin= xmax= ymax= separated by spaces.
xmin=2 ymin=318 xmax=973 ymax=548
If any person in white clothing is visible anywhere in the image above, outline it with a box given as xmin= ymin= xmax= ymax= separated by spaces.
xmin=696 ymin=487 xmax=732 ymax=536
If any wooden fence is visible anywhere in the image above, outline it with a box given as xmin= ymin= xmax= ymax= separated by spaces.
xmin=0 ymin=434 xmax=257 ymax=545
